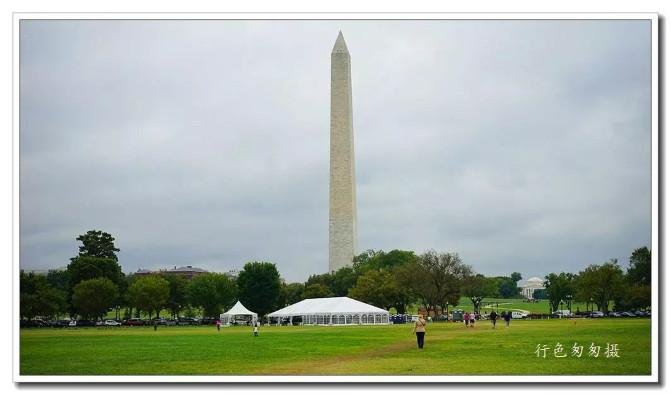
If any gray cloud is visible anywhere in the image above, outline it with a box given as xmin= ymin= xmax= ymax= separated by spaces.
xmin=20 ymin=19 xmax=652 ymax=281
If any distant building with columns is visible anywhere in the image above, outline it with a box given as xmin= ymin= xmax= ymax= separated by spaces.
xmin=518 ymin=277 xmax=545 ymax=299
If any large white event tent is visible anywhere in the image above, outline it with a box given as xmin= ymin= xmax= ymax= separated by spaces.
xmin=219 ymin=301 xmax=258 ymax=325
xmin=267 ymin=296 xmax=390 ymax=325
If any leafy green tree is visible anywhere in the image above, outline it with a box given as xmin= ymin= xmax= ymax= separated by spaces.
xmin=20 ymin=271 xmax=67 ymax=319
xmin=626 ymin=246 xmax=651 ymax=286
xmin=73 ymin=230 xmax=120 ymax=261
xmin=481 ymin=276 xmax=501 ymax=298
xmin=46 ymin=269 xmax=70 ymax=295
xmin=408 ymin=250 xmax=470 ymax=313
xmin=331 ymin=266 xmax=357 ymax=297
xmin=462 ymin=274 xmax=486 ymax=313
xmin=497 ymin=276 xmax=520 ymax=298
xmin=72 ymin=277 xmax=118 ymax=320
xmin=352 ymin=250 xmax=384 ymax=273
xmin=128 ymin=275 xmax=170 ymax=318
xmin=237 ymin=262 xmax=281 ymax=318
xmin=576 ymin=260 xmax=625 ymax=313
xmin=302 ymin=283 xmax=333 ymax=299
xmin=348 ymin=270 xmax=399 ymax=310
xmin=159 ymin=273 xmax=188 ymax=318
xmin=305 ymin=272 xmax=335 ymax=293
xmin=188 ymin=273 xmax=237 ymax=317
xmin=279 ymin=282 xmax=305 ymax=307
xmin=543 ymin=272 xmax=575 ymax=313
xmin=352 ymin=249 xmax=416 ymax=274
xmin=511 ymin=272 xmax=522 ymax=283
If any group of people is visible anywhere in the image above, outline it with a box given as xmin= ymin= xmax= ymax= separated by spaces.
xmin=412 ymin=310 xmax=516 ymax=349
xmin=481 ymin=310 xmax=515 ymax=328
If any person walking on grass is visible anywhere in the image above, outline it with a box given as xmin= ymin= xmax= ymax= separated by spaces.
xmin=412 ymin=314 xmax=427 ymax=349
xmin=253 ymin=320 xmax=259 ymax=337
xmin=470 ymin=312 xmax=475 ymax=328
xmin=504 ymin=311 xmax=511 ymax=328
xmin=464 ymin=312 xmax=470 ymax=328
xmin=489 ymin=310 xmax=498 ymax=329
xmin=216 ymin=319 xmax=221 ymax=332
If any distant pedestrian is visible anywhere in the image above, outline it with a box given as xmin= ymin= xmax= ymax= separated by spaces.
xmin=153 ymin=322 xmax=157 ymax=331
xmin=504 ymin=311 xmax=511 ymax=328
xmin=412 ymin=314 xmax=427 ymax=349
xmin=489 ymin=311 xmax=498 ymax=329
xmin=469 ymin=313 xmax=475 ymax=328
xmin=253 ymin=321 xmax=259 ymax=337
xmin=216 ymin=320 xmax=221 ymax=332
xmin=464 ymin=312 xmax=470 ymax=327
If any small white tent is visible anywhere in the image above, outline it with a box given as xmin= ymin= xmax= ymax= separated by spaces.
xmin=219 ymin=301 xmax=258 ymax=326
xmin=267 ymin=296 xmax=390 ymax=326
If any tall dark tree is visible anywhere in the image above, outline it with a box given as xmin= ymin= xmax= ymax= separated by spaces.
xmin=237 ymin=262 xmax=281 ymax=318
xmin=20 ymin=271 xmax=67 ymax=319
xmin=543 ymin=272 xmax=575 ymax=313
xmin=187 ymin=273 xmax=237 ymax=317
xmin=71 ymin=277 xmax=118 ymax=320
xmin=160 ymin=273 xmax=188 ymax=319
xmin=67 ymin=256 xmax=124 ymax=291
xmin=73 ymin=230 xmax=120 ymax=262
xmin=66 ymin=231 xmax=124 ymax=316
xmin=410 ymin=250 xmax=470 ymax=313
xmin=510 ymin=272 xmax=522 ymax=283
xmin=626 ymin=246 xmax=651 ymax=286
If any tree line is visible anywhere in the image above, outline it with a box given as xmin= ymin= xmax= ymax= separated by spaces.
xmin=541 ymin=247 xmax=651 ymax=314
xmin=20 ymin=229 xmax=652 ymax=321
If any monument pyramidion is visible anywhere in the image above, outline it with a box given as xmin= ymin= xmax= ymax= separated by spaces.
xmin=329 ymin=31 xmax=357 ymax=272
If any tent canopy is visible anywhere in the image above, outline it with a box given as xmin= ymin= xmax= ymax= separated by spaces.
xmin=267 ymin=297 xmax=389 ymax=325
xmin=219 ymin=301 xmax=257 ymax=325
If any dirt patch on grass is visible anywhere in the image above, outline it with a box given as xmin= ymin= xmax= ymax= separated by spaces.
xmin=255 ymin=329 xmax=460 ymax=375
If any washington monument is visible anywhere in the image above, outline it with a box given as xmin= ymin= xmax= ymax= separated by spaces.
xmin=329 ymin=31 xmax=357 ymax=272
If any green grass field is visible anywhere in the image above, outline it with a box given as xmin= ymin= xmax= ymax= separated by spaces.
xmin=20 ymin=318 xmax=651 ymax=376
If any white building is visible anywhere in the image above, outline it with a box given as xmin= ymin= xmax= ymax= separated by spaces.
xmin=518 ymin=277 xmax=545 ymax=299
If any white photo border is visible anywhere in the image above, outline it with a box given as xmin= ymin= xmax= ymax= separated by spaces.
xmin=12 ymin=11 xmax=659 ymax=384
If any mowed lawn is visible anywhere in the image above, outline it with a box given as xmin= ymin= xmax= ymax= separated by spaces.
xmin=20 ymin=319 xmax=651 ymax=376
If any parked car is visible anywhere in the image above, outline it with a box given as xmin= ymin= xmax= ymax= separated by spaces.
xmin=104 ymin=319 xmax=121 ymax=326
xmin=511 ymin=311 xmax=528 ymax=319
xmin=620 ymin=311 xmax=636 ymax=318
xmin=152 ymin=318 xmax=169 ymax=326
xmin=123 ymin=318 xmax=145 ymax=326
xmin=68 ymin=320 xmax=77 ymax=327
xmin=200 ymin=317 xmax=219 ymax=325
xmin=20 ymin=319 xmax=47 ymax=328
xmin=76 ymin=320 xmax=96 ymax=327
xmin=633 ymin=310 xmax=647 ymax=317
xmin=608 ymin=311 xmax=621 ymax=318
xmin=589 ymin=311 xmax=605 ymax=318
xmin=177 ymin=317 xmax=200 ymax=326
xmin=552 ymin=310 xmax=573 ymax=318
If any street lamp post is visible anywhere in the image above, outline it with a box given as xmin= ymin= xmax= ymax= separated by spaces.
xmin=566 ymin=294 xmax=572 ymax=315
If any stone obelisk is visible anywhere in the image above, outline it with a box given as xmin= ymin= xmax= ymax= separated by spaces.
xmin=329 ymin=31 xmax=357 ymax=272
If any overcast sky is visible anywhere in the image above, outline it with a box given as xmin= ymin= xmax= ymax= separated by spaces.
xmin=19 ymin=19 xmax=652 ymax=282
